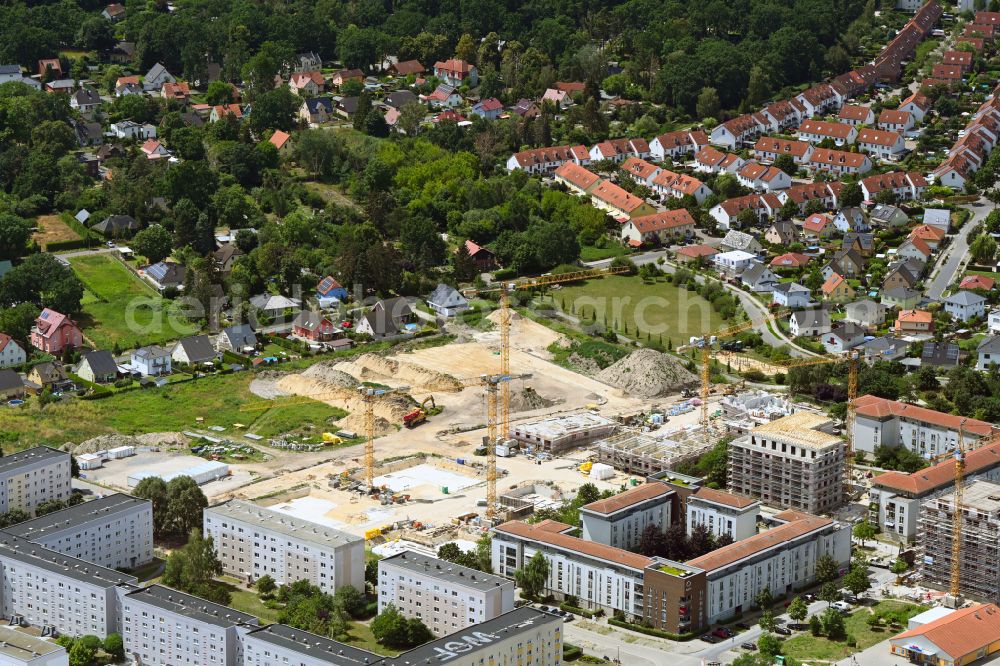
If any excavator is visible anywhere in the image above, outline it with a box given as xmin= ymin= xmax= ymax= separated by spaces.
xmin=402 ymin=396 xmax=436 ymax=428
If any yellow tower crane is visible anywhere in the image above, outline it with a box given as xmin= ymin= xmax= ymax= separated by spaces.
xmin=358 ymin=385 xmax=410 ymax=488
xmin=950 ymin=420 xmax=967 ymax=602
xmin=479 ymin=371 xmax=531 ymax=521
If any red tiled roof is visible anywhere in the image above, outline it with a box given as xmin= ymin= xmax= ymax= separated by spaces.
xmin=891 ymin=604 xmax=1000 ymax=659
xmin=494 ymin=520 xmax=654 ymax=570
xmin=799 ymin=119 xmax=855 ymax=140
xmin=651 ymin=169 xmax=706 ymax=196
xmin=856 ymin=394 xmax=994 ymax=439
xmin=909 ymin=224 xmax=946 ymax=242
xmin=590 ymin=180 xmax=648 ymax=213
xmin=392 ymin=60 xmax=424 ymax=75
xmin=876 ymin=440 xmax=1000 ymax=495
xmin=434 ymin=59 xmax=474 ymax=74
xmin=838 ymin=105 xmax=872 ymax=122
xmin=771 ymin=252 xmax=811 ymax=268
xmin=960 ymin=274 xmax=995 ymax=290
xmin=554 ymin=161 xmax=600 ymax=191
xmin=878 ymin=109 xmax=911 ymax=126
xmin=821 ymin=272 xmax=847 ymax=295
xmin=901 ymin=92 xmax=931 ymax=112
xmin=687 ymin=513 xmax=832 ymax=572
xmin=857 ymin=127 xmax=903 ymax=147
xmin=582 ymin=483 xmax=673 ymax=515
xmin=942 ymin=50 xmax=973 ymax=66
xmin=808 ymin=148 xmax=869 ymax=169
xmin=932 ymin=64 xmax=963 ymax=80
xmin=783 ymin=182 xmax=835 ymax=205
xmin=621 ymin=156 xmax=660 ymax=181
xmin=510 ymin=145 xmax=589 ymax=169
xmin=628 ymin=209 xmax=696 ymax=234
xmin=269 ymin=130 xmax=290 ymax=150
xmin=755 ymin=136 xmax=811 ymax=158
xmin=676 ymin=244 xmax=718 ymax=258
xmin=803 ymin=213 xmax=831 ymax=233
xmin=691 ymin=487 xmax=757 ymax=509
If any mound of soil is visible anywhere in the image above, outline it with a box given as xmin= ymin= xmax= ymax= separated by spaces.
xmin=302 ymin=362 xmax=361 ymax=387
xmin=596 ymin=349 xmax=698 ymax=398
xmin=510 ymin=387 xmax=559 ymax=412
xmin=352 ymin=354 xmax=464 ymax=392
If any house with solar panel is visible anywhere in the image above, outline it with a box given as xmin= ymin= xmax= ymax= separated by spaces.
xmin=144 ymin=261 xmax=186 ymax=291
xmin=316 ymin=276 xmax=348 ymax=308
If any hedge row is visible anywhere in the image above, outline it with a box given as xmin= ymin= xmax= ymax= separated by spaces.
xmin=562 ymin=645 xmax=583 ymax=661
xmin=45 ymin=238 xmax=95 ymax=252
xmin=560 ymin=603 xmax=596 ymax=619
xmin=607 ymin=618 xmax=694 ymax=642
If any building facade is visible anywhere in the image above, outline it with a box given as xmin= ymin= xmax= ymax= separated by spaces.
xmin=0 ymin=626 xmax=67 ymax=666
xmin=203 ymin=499 xmax=365 ymax=594
xmin=3 ymin=494 xmax=153 ymax=570
xmin=728 ymin=413 xmax=845 ymax=514
xmin=578 ymin=483 xmax=673 ymax=550
xmin=377 ymin=551 xmax=515 ymax=636
xmin=685 ymin=487 xmax=760 ymax=542
xmin=0 ymin=447 xmax=72 ymax=516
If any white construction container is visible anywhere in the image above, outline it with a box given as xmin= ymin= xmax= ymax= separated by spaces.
xmin=107 ymin=445 xmax=135 ymax=459
xmin=77 ymin=453 xmax=103 ymax=471
xmin=590 ymin=463 xmax=614 ymax=480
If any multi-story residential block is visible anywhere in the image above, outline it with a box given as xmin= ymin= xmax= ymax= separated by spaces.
xmin=0 ymin=446 xmax=72 ymax=515
xmin=579 ymin=483 xmax=673 ymax=550
xmin=203 ymin=499 xmax=365 ymax=594
xmin=377 ymin=551 xmax=515 ymax=636
xmin=685 ymin=487 xmax=760 ymax=542
xmin=728 ymin=412 xmax=845 ymax=514
xmin=852 ymin=394 xmax=995 ymax=459
xmin=0 ymin=626 xmax=67 ymax=666
xmin=643 ymin=511 xmax=850 ymax=633
xmin=492 ymin=520 xmax=652 ymax=620
xmin=3 ymin=494 xmax=153 ymax=570
xmin=119 ymin=585 xmax=258 ymax=666
xmin=0 ymin=533 xmax=137 ymax=638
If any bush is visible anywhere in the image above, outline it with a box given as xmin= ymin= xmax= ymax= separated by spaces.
xmin=607 ymin=617 xmax=694 ymax=641
xmin=560 ymin=603 xmax=596 ymax=618
xmin=563 ymin=645 xmax=584 ymax=661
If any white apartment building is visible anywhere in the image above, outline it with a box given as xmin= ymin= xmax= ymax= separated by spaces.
xmin=203 ymin=499 xmax=365 ymax=594
xmin=852 ymin=394 xmax=996 ymax=459
xmin=728 ymin=412 xmax=844 ymax=514
xmin=4 ymin=494 xmax=153 ymax=570
xmin=492 ymin=520 xmax=651 ymax=620
xmin=685 ymin=487 xmax=760 ymax=542
xmin=0 ymin=447 xmax=72 ymax=515
xmin=242 ymin=623 xmax=385 ymax=666
xmin=377 ymin=551 xmax=515 ymax=636
xmin=686 ymin=511 xmax=850 ymax=625
xmin=119 ymin=585 xmax=258 ymax=666
xmin=0 ymin=533 xmax=137 ymax=638
xmin=0 ymin=626 xmax=67 ymax=666
xmin=578 ymin=483 xmax=672 ymax=550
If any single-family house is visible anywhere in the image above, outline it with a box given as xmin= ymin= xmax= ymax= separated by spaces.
xmin=161 ymin=81 xmax=191 ymax=104
xmin=856 ymin=128 xmax=907 ymax=161
xmin=741 ymin=262 xmax=780 ymax=293
xmin=944 ymin=290 xmax=987 ymax=322
xmin=213 ymin=244 xmax=243 ymax=274
xmin=470 ymin=98 xmax=503 ymax=120
xmin=248 ymin=294 xmax=302 ymax=319
xmin=737 ymin=161 xmax=791 ymax=191
xmin=834 ymin=208 xmax=869 ymax=234
xmin=292 ymin=311 xmax=338 ymax=342
xmin=111 ymin=120 xmax=156 ymax=140
xmin=764 ymin=221 xmax=799 ymax=247
xmin=145 ymin=261 xmax=186 ymax=291
xmin=822 ymin=273 xmax=855 ymax=302
xmin=0 ymin=333 xmax=27 ymax=369
xmin=909 ymin=224 xmax=946 ymax=250
xmin=316 ymin=276 xmax=349 ymax=307
xmin=0 ymin=370 xmax=25 ymax=401
xmin=426 ymin=284 xmax=470 ymax=317
xmin=102 ymin=3 xmax=126 ymax=21
xmin=882 ymin=287 xmax=922 ymax=310
xmin=115 ymin=76 xmax=142 ymax=97
xmin=384 ymin=90 xmax=418 ymax=111
xmin=884 ymin=263 xmax=920 ymax=292
xmin=899 ymin=92 xmax=931 ymax=122
xmin=713 ymin=250 xmax=756 ymax=275
xmin=693 ymin=147 xmax=745 ymax=174
xmin=215 ymin=325 xmax=257 ymax=354
xmin=797 ymin=120 xmax=857 ymax=146
xmin=37 ymin=58 xmax=62 ymax=78
xmin=389 ymin=60 xmax=425 ymax=77
xmin=877 ymin=109 xmax=914 ymax=133
xmin=771 ymin=282 xmax=812 ymax=308
xmin=141 ymin=139 xmax=169 ymax=160
xmin=329 ymin=69 xmax=363 ymax=89
xmin=770 ymin=252 xmax=811 ymax=270
xmin=870 ymin=204 xmax=909 ymax=229
xmin=829 ymin=248 xmax=865 ymax=278
xmin=171 ymin=334 xmax=221 ymax=366
xmin=93 ymin=215 xmax=139 ymax=238
xmin=300 ymin=98 xmax=334 ymax=124
xmin=130 ymin=346 xmax=172 ymax=376
xmin=621 ymin=210 xmax=697 ymax=246
xmin=790 ymin=309 xmax=832 ymax=337
xmin=674 ymin=245 xmax=719 ymax=265
xmin=143 ymin=63 xmax=175 ymax=91
xmin=823 ymin=322 xmax=866 ymax=354
xmin=511 ymin=99 xmax=540 ymax=118
xmin=803 ymin=213 xmax=835 ymax=241
xmin=922 ymin=208 xmax=951 ymax=232
xmin=288 ymin=71 xmax=325 ymax=96
xmin=650 ymin=130 xmax=709 ymax=160
xmin=896 ymin=238 xmax=933 ymax=264
xmin=541 ymin=88 xmax=571 ymax=109
xmin=806 ymin=148 xmax=872 ymax=176
xmin=356 ymin=310 xmax=399 ymax=339
xmin=27 ymin=362 xmax=69 ymax=391
xmin=70 ymin=87 xmax=102 ymax=117
xmin=373 ymin=297 xmax=415 ymax=326
xmin=979 ymin=336 xmax=1000 ymax=371
xmin=838 ymin=104 xmax=875 ymax=126
xmin=76 ymin=350 xmax=118 ymax=384
xmin=861 ymin=335 xmax=909 ymax=364
xmin=719 ymin=230 xmax=763 ymax=255
xmin=860 ymin=172 xmax=926 ymax=202
xmin=463 ymin=240 xmax=496 ymax=271
xmin=844 ymin=300 xmax=887 ymax=328
xmin=893 ymin=309 xmax=933 ymax=335
xmin=423 ymin=85 xmax=462 ymax=108
xmin=922 ymin=340 xmax=960 ymax=368
xmin=210 ymin=104 xmax=243 ymax=122
xmin=30 ymin=309 xmax=82 ymax=354
xmin=960 ymin=275 xmax=995 ymax=291
xmin=433 ymin=59 xmax=477 ymax=87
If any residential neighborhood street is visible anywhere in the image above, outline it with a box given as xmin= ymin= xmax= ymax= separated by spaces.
xmin=925 ymin=201 xmax=984 ymax=300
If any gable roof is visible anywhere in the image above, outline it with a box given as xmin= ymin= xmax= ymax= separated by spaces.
xmin=132 ymin=345 xmax=170 ymax=360
xmin=0 ymin=369 xmax=23 ymax=392
xmin=687 ymin=513 xmax=832 ymax=572
xmin=721 ymin=230 xmax=759 ymax=252
xmin=268 ymin=130 xmax=290 ymax=150
xmin=554 ymin=161 xmax=600 ymax=191
xmin=628 ymin=210 xmax=696 ymax=234
xmin=79 ymin=350 xmax=117 ymax=377
xmin=791 ymin=309 xmax=830 ymax=329
xmin=742 ymin=262 xmax=776 ymax=286
xmin=427 ymin=283 xmax=466 ymax=306
xmin=293 ymin=311 xmax=332 ymax=331
xmin=960 ymin=274 xmax=995 ymax=291
xmin=803 ymin=213 xmax=832 ymax=233
xmin=770 ymin=252 xmax=810 ymax=268
xmin=891 ymin=604 xmax=1000 ymax=660
xmin=33 ymin=309 xmax=73 ymax=339
xmin=822 ymin=273 xmax=850 ymax=295
xmin=220 ymin=325 xmax=256 ymax=350
xmin=799 ymin=119 xmax=855 ymax=139
xmin=676 ymin=244 xmax=718 ymax=259
xmin=691 ymin=486 xmax=758 ymax=509
xmin=174 ymin=334 xmax=218 ymax=363
xmin=857 ymin=127 xmax=903 ymax=147
xmin=391 ymin=60 xmax=425 ymax=76
xmin=494 ymin=520 xmax=653 ymax=571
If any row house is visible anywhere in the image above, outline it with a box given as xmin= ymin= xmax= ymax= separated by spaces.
xmin=931 ymin=64 xmax=963 ymax=82
xmin=650 ymin=169 xmax=713 ymax=203
xmin=554 ymin=161 xmax=601 ymax=195
xmin=620 ymin=156 xmax=661 ymax=188
xmin=736 ymin=161 xmax=791 ymax=191
xmin=942 ymin=50 xmax=973 ymax=73
xmin=899 ymin=92 xmax=931 ymax=123
xmin=838 ymin=104 xmax=875 ymax=126
xmin=932 ymin=153 xmax=974 ymax=189
xmin=878 ymin=109 xmax=914 ymax=133
xmin=762 ymin=99 xmax=807 ymax=131
xmin=506 ymin=144 xmax=590 ymax=173
xmin=620 ymin=209 xmax=697 ymax=246
xmin=831 ymin=65 xmax=879 ymax=98
xmin=797 ymin=119 xmax=857 ymax=146
xmin=856 ymin=127 xmax=906 ymax=160
xmin=693 ymin=147 xmax=745 ymax=174
xmin=777 ymin=182 xmax=841 ymax=213
xmin=806 ymin=147 xmax=872 ymax=175
xmin=860 ymin=171 xmax=927 ymax=202
xmin=589 ymin=180 xmax=657 ymax=219
xmin=709 ymin=113 xmax=768 ymax=148
xmin=649 ymin=130 xmax=709 ymax=160
xmin=795 ymin=83 xmax=843 ymax=117
xmin=874 ymin=1 xmax=942 ymax=81
xmin=709 ymin=193 xmax=781 ymax=230
xmin=753 ymin=137 xmax=813 ymax=164
xmin=590 ymin=138 xmax=651 ymax=163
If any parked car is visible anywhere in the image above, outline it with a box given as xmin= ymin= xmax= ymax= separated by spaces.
xmin=742 ymin=643 xmax=757 ymax=651
xmin=735 ymin=622 xmax=751 ymax=631
xmin=774 ymin=627 xmax=792 ymax=636
xmin=701 ymin=635 xmax=720 ymax=644
xmin=832 ymin=601 xmax=853 ymax=613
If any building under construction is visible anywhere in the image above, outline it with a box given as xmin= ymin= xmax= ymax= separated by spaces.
xmin=596 ymin=423 xmax=729 ymax=476
xmin=509 ymin=413 xmax=617 ymax=453
xmin=919 ymin=480 xmax=1000 ymax=602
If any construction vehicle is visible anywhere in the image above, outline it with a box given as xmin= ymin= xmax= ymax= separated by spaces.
xmin=321 ymin=432 xmax=343 ymax=445
xmin=580 ymin=460 xmax=593 ymax=475
xmin=402 ymin=396 xmax=436 ymax=428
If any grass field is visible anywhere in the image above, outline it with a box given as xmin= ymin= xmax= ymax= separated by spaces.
xmin=549 ymin=275 xmax=729 ymax=347
xmin=783 ymin=601 xmax=925 ymax=661
xmin=0 ymin=371 xmax=347 ymax=449
xmin=32 ymin=214 xmax=81 ymax=249
xmin=579 ymin=244 xmax=628 ymax=262
xmin=69 ymin=254 xmax=199 ymax=348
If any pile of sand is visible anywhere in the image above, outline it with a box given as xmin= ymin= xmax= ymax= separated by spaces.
xmin=596 ymin=349 xmax=698 ymax=398
xmin=510 ymin=387 xmax=559 ymax=412
xmin=302 ymin=362 xmax=361 ymax=387
xmin=70 ymin=432 xmax=189 ymax=454
xmin=275 ymin=375 xmax=413 ymax=436
xmin=348 ymin=354 xmax=463 ymax=392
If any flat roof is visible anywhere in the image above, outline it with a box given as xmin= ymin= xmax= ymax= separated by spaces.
xmin=384 ymin=607 xmax=562 ymax=666
xmin=934 ymin=480 xmax=1000 ymax=513
xmin=246 ymin=624 xmax=381 ymax=665
xmin=0 ymin=532 xmax=136 ymax=588
xmin=379 ymin=550 xmax=511 ymax=591
xmin=0 ymin=446 xmax=68 ymax=476
xmin=206 ymin=499 xmax=362 ymax=548
xmin=511 ymin=413 xmax=615 ymax=439
xmin=125 ymin=585 xmax=258 ymax=628
xmin=751 ymin=412 xmax=841 ymax=449
xmin=686 ymin=513 xmax=833 ymax=572
xmin=0 ymin=627 xmax=64 ymax=661
xmin=494 ymin=520 xmax=653 ymax=571
xmin=4 ymin=493 xmax=149 ymax=540
xmin=579 ymin=483 xmax=673 ymax=516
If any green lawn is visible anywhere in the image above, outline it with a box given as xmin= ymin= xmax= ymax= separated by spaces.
xmin=0 ymin=371 xmax=347 ymax=449
xmin=342 ymin=621 xmax=400 ymax=656
xmin=548 ymin=275 xmax=729 ymax=347
xmin=69 ymin=254 xmax=199 ymax=348
xmin=783 ymin=601 xmax=925 ymax=662
xmin=579 ymin=244 xmax=628 ymax=262
xmin=222 ymin=580 xmax=283 ymax=624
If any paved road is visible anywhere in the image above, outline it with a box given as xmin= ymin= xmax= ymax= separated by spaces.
xmin=925 ymin=201 xmax=985 ymax=300
xmin=563 ymin=622 xmax=704 ymax=666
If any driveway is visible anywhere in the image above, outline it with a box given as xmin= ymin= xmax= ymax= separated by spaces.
xmin=925 ymin=201 xmax=985 ymax=300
